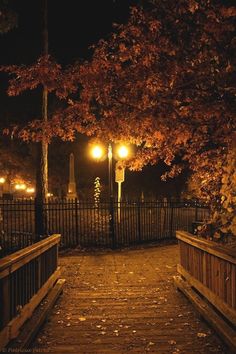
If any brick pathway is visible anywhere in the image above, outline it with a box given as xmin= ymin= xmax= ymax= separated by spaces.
xmin=32 ymin=243 xmax=227 ymax=353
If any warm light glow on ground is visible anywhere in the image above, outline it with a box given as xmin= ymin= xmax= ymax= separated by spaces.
xmin=117 ymin=145 xmax=129 ymax=159
xmin=91 ymin=145 xmax=103 ymax=159
xmin=0 ymin=177 xmax=5 ymax=184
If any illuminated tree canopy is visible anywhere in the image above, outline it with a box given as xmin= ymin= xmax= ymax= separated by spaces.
xmin=72 ymin=0 xmax=236 ymax=238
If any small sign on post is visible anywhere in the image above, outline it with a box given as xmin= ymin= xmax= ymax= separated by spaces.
xmin=115 ymin=166 xmax=125 ymax=183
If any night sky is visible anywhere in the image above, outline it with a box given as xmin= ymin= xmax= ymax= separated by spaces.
xmin=0 ymin=0 xmax=138 ymax=65
xmin=0 ymin=0 xmax=186 ymax=199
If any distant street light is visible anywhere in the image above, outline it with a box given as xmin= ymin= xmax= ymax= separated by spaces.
xmin=15 ymin=183 xmax=26 ymax=190
xmin=26 ymin=187 xmax=35 ymax=194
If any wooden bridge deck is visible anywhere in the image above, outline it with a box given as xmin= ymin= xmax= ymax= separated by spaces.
xmin=31 ymin=243 xmax=227 ymax=353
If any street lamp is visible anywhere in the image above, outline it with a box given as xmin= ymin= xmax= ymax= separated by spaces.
xmin=117 ymin=146 xmax=129 ymax=159
xmin=91 ymin=142 xmax=129 ymax=248
xmin=91 ymin=145 xmax=103 ymax=160
xmin=91 ymin=143 xmax=129 ymax=199
xmin=0 ymin=177 xmax=5 ymax=198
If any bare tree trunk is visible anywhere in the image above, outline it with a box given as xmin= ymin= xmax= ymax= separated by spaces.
xmin=35 ymin=0 xmax=49 ymax=238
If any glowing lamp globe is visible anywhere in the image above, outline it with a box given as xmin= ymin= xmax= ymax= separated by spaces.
xmin=92 ymin=146 xmax=103 ymax=159
xmin=118 ymin=146 xmax=129 ymax=159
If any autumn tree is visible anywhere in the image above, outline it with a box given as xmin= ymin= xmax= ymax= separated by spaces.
xmin=57 ymin=0 xmax=235 ymax=240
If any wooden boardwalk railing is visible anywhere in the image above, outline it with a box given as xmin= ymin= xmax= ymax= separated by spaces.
xmin=175 ymin=231 xmax=236 ymax=353
xmin=0 ymin=234 xmax=61 ymax=349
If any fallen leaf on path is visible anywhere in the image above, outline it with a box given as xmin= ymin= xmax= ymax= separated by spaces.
xmin=148 ymin=342 xmax=155 ymax=346
xmin=168 ymin=340 xmax=176 ymax=345
xmin=197 ymin=332 xmax=207 ymax=338
xmin=79 ymin=317 xmax=86 ymax=321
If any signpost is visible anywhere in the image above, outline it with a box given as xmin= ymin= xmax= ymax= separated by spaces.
xmin=115 ymin=164 xmax=125 ymax=223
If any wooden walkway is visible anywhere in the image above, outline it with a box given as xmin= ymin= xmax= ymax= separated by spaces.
xmin=31 ymin=243 xmax=227 ymax=353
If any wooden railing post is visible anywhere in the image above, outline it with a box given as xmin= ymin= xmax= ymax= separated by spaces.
xmin=0 ymin=276 xmax=10 ymax=329
xmin=202 ymin=251 xmax=207 ymax=286
xmin=36 ymin=257 xmax=41 ymax=291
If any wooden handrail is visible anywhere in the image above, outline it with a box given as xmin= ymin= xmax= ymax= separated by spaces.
xmin=0 ymin=234 xmax=61 ymax=279
xmin=176 ymin=230 xmax=236 ymax=351
xmin=176 ymin=231 xmax=236 ymax=264
xmin=0 ymin=234 xmax=62 ymax=349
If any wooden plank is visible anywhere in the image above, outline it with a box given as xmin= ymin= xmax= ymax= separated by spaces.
xmin=174 ymin=275 xmax=236 ymax=354
xmin=0 ymin=234 xmax=61 ymax=279
xmin=7 ymin=278 xmax=65 ymax=350
xmin=0 ymin=267 xmax=61 ymax=350
xmin=177 ymin=264 xmax=236 ymax=326
xmin=176 ymin=231 xmax=236 ymax=264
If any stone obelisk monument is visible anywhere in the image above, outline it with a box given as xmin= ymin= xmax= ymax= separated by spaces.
xmin=67 ymin=153 xmax=78 ymax=199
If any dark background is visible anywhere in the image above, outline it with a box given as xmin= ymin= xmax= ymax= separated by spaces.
xmin=0 ymin=0 xmax=187 ymax=199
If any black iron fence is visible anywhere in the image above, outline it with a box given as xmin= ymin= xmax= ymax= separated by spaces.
xmin=0 ymin=199 xmax=209 ymax=254
xmin=0 ymin=199 xmax=36 ymax=256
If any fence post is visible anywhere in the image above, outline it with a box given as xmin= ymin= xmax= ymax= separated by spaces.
xmin=170 ymin=201 xmax=174 ymax=238
xmin=34 ymin=197 xmax=48 ymax=241
xmin=137 ymin=200 xmax=141 ymax=243
xmin=75 ymin=198 xmax=79 ymax=245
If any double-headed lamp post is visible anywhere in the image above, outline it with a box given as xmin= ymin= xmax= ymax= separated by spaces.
xmin=91 ymin=143 xmax=129 ymax=248
xmin=0 ymin=177 xmax=5 ymax=198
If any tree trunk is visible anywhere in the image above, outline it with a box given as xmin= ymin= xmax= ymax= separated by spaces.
xmin=35 ymin=0 xmax=49 ymax=238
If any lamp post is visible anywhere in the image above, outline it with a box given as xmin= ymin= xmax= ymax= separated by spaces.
xmin=107 ymin=143 xmax=115 ymax=248
xmin=0 ymin=177 xmax=5 ymax=198
xmin=91 ymin=143 xmax=129 ymax=248
xmin=91 ymin=143 xmax=115 ymax=247
xmin=108 ymin=144 xmax=113 ymax=199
